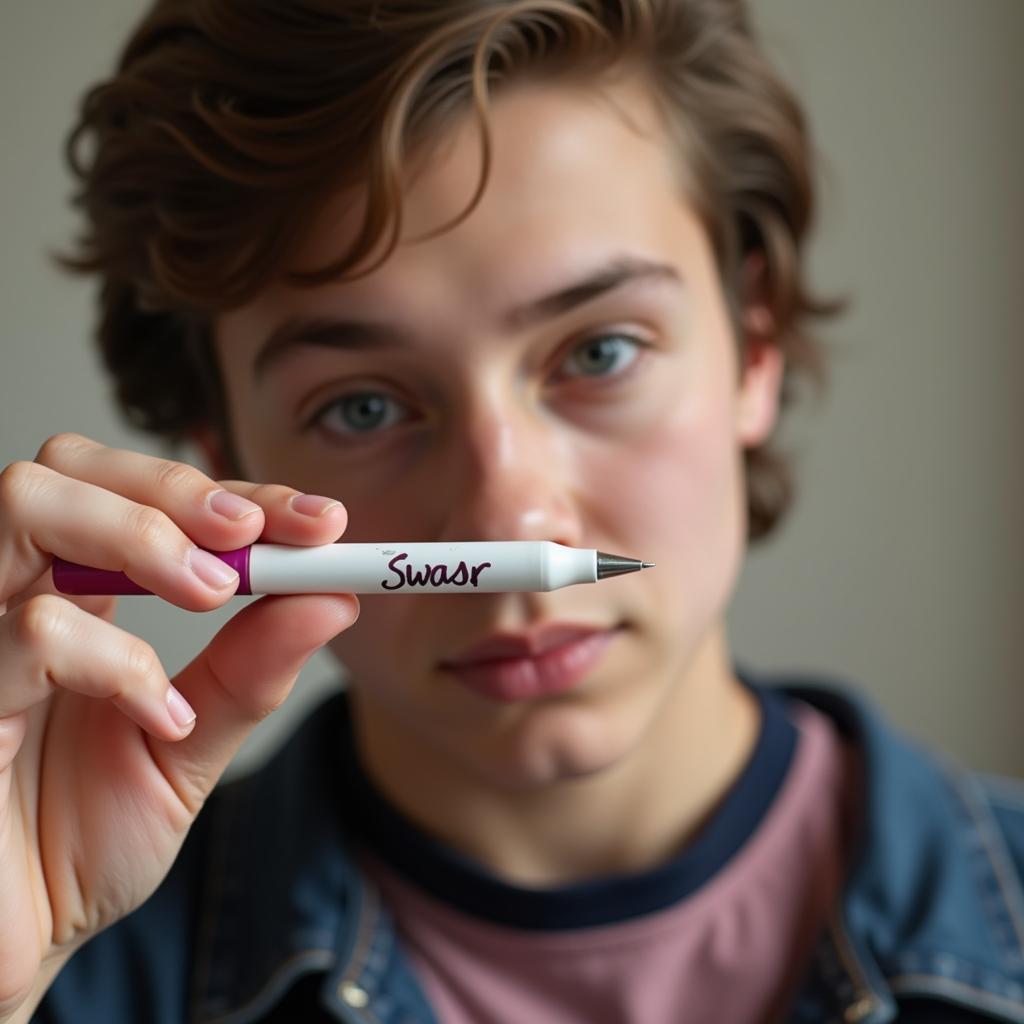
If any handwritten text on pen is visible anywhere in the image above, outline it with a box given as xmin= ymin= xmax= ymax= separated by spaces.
xmin=381 ymin=552 xmax=493 ymax=590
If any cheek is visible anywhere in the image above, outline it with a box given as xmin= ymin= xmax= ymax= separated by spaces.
xmin=584 ymin=377 xmax=747 ymax=617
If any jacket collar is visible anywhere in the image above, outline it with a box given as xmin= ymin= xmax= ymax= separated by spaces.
xmin=768 ymin=672 xmax=1024 ymax=1023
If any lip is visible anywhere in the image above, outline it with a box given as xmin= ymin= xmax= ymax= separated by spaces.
xmin=444 ymin=623 xmax=612 ymax=665
xmin=439 ymin=624 xmax=621 ymax=702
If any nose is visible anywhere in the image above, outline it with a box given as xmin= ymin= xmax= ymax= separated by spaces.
xmin=437 ymin=391 xmax=585 ymax=547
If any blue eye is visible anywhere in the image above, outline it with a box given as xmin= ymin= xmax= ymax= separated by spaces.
xmin=563 ymin=334 xmax=642 ymax=378
xmin=314 ymin=392 xmax=407 ymax=436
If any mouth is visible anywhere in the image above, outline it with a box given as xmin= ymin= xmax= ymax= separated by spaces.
xmin=439 ymin=623 xmax=623 ymax=702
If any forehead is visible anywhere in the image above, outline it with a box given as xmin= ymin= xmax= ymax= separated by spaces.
xmin=224 ymin=73 xmax=709 ymax=340
xmin=301 ymin=75 xmax=689 ymax=268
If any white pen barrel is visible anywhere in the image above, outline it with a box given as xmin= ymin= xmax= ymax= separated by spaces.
xmin=247 ymin=542 xmax=598 ymax=594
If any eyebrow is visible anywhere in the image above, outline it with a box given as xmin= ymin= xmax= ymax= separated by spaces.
xmin=252 ymin=318 xmax=412 ymax=382
xmin=502 ymin=255 xmax=681 ymax=332
xmin=251 ymin=255 xmax=682 ymax=382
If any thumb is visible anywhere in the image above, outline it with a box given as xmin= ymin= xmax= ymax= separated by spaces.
xmin=147 ymin=592 xmax=359 ymax=814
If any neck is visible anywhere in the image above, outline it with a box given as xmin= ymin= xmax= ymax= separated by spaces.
xmin=353 ymin=624 xmax=761 ymax=887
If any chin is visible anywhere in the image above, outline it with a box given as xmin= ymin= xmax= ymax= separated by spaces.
xmin=476 ymin=696 xmax=651 ymax=791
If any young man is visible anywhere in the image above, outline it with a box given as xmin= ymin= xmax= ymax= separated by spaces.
xmin=2 ymin=2 xmax=1023 ymax=1022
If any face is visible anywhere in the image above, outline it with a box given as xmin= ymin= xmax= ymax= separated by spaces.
xmin=211 ymin=74 xmax=782 ymax=793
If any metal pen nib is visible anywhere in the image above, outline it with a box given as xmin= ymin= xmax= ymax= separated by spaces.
xmin=596 ymin=552 xmax=656 ymax=580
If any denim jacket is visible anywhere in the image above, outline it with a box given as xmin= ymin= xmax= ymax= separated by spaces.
xmin=35 ymin=667 xmax=1024 ymax=1024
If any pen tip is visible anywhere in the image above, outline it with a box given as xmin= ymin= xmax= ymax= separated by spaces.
xmin=595 ymin=553 xmax=656 ymax=579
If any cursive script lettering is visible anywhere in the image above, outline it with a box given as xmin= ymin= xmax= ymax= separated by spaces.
xmin=381 ymin=552 xmax=493 ymax=590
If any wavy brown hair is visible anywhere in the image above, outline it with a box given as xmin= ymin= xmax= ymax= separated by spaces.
xmin=62 ymin=0 xmax=840 ymax=542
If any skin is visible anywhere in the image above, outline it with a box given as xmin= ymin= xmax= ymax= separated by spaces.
xmin=206 ymin=73 xmax=785 ymax=886
xmin=0 ymin=436 xmax=358 ymax=1023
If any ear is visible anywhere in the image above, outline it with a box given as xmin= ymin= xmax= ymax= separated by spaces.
xmin=735 ymin=253 xmax=785 ymax=448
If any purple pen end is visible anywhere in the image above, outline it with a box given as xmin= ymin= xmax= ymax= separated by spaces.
xmin=52 ymin=546 xmax=252 ymax=596
xmin=51 ymin=558 xmax=151 ymax=595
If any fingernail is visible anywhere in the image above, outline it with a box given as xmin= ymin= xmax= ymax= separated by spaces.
xmin=188 ymin=547 xmax=240 ymax=590
xmin=289 ymin=494 xmax=341 ymax=517
xmin=208 ymin=489 xmax=261 ymax=521
xmin=166 ymin=686 xmax=197 ymax=731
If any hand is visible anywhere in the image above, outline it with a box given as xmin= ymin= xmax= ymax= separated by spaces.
xmin=0 ymin=433 xmax=359 ymax=1020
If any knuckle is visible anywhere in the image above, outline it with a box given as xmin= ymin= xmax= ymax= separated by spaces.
xmin=121 ymin=638 xmax=162 ymax=682
xmin=153 ymin=458 xmax=204 ymax=495
xmin=35 ymin=431 xmax=93 ymax=467
xmin=245 ymin=483 xmax=293 ymax=506
xmin=0 ymin=460 xmax=39 ymax=509
xmin=125 ymin=504 xmax=176 ymax=551
xmin=12 ymin=593 xmax=68 ymax=654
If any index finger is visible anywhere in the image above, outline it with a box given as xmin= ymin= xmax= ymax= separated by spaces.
xmin=0 ymin=459 xmax=241 ymax=610
xmin=38 ymin=436 xmax=347 ymax=548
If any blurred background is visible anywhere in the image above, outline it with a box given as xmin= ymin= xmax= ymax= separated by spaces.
xmin=2 ymin=1 xmax=1022 ymax=778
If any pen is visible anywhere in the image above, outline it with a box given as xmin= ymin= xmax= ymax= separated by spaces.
xmin=52 ymin=541 xmax=654 ymax=596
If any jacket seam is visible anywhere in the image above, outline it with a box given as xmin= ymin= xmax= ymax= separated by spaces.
xmin=977 ymin=773 xmax=1024 ymax=813
xmin=198 ymin=949 xmax=337 ymax=1024
xmin=945 ymin=759 xmax=1024 ymax=966
xmin=189 ymin=786 xmax=239 ymax=1023
xmin=332 ymin=880 xmax=385 ymax=1024
xmin=887 ymin=972 xmax=1024 ymax=1022
xmin=825 ymin=909 xmax=888 ymax=1016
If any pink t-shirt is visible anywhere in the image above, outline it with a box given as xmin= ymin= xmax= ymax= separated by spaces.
xmin=362 ymin=698 xmax=856 ymax=1024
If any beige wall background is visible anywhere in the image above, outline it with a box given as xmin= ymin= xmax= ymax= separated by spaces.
xmin=2 ymin=1 xmax=1021 ymax=779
